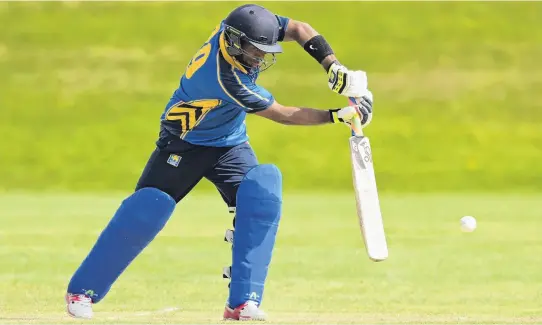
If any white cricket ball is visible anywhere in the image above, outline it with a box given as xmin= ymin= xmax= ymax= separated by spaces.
xmin=460 ymin=216 xmax=477 ymax=232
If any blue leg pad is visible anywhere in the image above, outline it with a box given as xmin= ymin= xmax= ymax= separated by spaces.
xmin=67 ymin=187 xmax=176 ymax=303
xmin=229 ymin=164 xmax=282 ymax=308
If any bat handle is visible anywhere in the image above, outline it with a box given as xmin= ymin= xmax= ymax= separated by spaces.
xmin=349 ymin=97 xmax=364 ymax=137
xmin=351 ymin=116 xmax=364 ymax=137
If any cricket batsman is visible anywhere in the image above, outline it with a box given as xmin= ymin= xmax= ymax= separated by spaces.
xmin=65 ymin=3 xmax=374 ymax=321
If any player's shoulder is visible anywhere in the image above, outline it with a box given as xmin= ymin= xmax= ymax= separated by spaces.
xmin=217 ymin=54 xmax=273 ymax=112
xmin=176 ymin=22 xmax=227 ymax=97
xmin=181 ymin=17 xmax=274 ymax=112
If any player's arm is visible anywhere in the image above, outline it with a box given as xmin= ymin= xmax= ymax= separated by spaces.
xmin=281 ymin=19 xmax=337 ymax=72
xmin=254 ymin=99 xmax=373 ymax=127
xmin=277 ymin=16 xmax=369 ymax=98
xmin=254 ymin=102 xmax=330 ymax=125
xmin=219 ymin=63 xmax=372 ymax=128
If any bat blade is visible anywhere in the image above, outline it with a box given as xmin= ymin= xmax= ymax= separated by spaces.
xmin=349 ymin=133 xmax=388 ymax=262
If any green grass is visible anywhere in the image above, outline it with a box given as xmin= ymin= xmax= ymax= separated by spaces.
xmin=1 ymin=3 xmax=540 ymax=323
xmin=1 ymin=1 xmax=541 ymax=192
xmin=0 ymin=192 xmax=541 ymax=324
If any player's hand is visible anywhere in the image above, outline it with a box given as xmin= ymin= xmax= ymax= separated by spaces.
xmin=329 ymin=91 xmax=373 ymax=128
xmin=327 ymin=61 xmax=368 ymax=98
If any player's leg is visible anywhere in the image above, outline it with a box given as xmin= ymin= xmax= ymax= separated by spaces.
xmin=65 ymin=182 xmax=176 ymax=319
xmin=209 ymin=143 xmax=256 ymax=285
xmin=210 ymin=141 xmax=259 ymax=225
xmin=205 ymin=142 xmax=283 ymax=321
xmin=66 ymin=136 xmax=212 ymax=318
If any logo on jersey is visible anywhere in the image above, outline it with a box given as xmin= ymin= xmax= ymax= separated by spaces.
xmin=167 ymin=154 xmax=182 ymax=167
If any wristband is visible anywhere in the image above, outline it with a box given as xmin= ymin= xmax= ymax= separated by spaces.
xmin=304 ymin=35 xmax=334 ymax=64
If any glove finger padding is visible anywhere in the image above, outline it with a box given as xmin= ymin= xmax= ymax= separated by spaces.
xmin=327 ymin=62 xmax=369 ymax=97
xmin=361 ymin=105 xmax=372 ymax=125
xmin=347 ymin=71 xmax=369 ymax=97
xmin=348 ymin=92 xmax=374 ymax=126
xmin=359 ymin=106 xmax=369 ymax=125
xmin=359 ymin=97 xmax=373 ymax=113
xmin=330 ymin=87 xmax=374 ymax=129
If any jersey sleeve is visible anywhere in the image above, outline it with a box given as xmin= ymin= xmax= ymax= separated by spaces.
xmin=220 ymin=67 xmax=275 ymax=113
xmin=241 ymin=83 xmax=274 ymax=113
xmin=275 ymin=15 xmax=290 ymax=42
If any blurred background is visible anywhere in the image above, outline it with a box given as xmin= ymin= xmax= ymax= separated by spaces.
xmin=1 ymin=1 xmax=540 ymax=193
xmin=1 ymin=1 xmax=541 ymax=323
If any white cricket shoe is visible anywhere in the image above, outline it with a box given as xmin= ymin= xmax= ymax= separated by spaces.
xmin=65 ymin=293 xmax=93 ymax=319
xmin=223 ymin=300 xmax=266 ymax=321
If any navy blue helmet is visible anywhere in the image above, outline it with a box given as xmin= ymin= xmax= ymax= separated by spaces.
xmin=222 ymin=4 xmax=283 ymax=73
xmin=223 ymin=4 xmax=283 ymax=56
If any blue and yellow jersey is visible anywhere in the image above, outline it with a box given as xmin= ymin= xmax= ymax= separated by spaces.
xmin=160 ymin=15 xmax=290 ymax=147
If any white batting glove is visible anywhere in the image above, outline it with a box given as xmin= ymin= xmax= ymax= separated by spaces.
xmin=327 ymin=61 xmax=368 ymax=98
xmin=329 ymin=90 xmax=373 ymax=128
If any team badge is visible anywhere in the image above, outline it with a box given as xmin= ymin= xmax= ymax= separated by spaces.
xmin=167 ymin=154 xmax=181 ymax=167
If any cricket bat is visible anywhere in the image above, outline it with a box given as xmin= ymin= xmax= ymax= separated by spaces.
xmin=348 ymin=97 xmax=388 ymax=262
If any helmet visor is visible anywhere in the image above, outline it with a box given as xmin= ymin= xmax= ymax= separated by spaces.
xmin=248 ymin=40 xmax=283 ymax=54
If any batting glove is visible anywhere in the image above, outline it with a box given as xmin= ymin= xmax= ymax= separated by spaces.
xmin=327 ymin=61 xmax=369 ymax=98
xmin=329 ymin=91 xmax=373 ymax=128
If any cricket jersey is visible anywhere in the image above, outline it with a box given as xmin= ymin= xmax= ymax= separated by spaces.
xmin=160 ymin=15 xmax=290 ymax=147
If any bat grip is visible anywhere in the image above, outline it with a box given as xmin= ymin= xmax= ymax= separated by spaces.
xmin=349 ymin=97 xmax=364 ymax=137
xmin=351 ymin=115 xmax=364 ymax=137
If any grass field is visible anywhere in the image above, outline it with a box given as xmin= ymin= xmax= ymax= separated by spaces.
xmin=0 ymin=192 xmax=540 ymax=324
xmin=1 ymin=1 xmax=541 ymax=324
